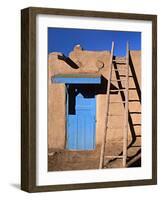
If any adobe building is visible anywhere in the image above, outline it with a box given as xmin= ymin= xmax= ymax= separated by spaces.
xmin=48 ymin=44 xmax=141 ymax=170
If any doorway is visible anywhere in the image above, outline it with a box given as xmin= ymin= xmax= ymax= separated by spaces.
xmin=66 ymin=84 xmax=96 ymax=150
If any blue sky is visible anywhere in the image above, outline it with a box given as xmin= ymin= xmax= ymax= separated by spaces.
xmin=48 ymin=27 xmax=141 ymax=56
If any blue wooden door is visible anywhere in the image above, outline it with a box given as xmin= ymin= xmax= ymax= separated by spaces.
xmin=67 ymin=86 xmax=96 ymax=150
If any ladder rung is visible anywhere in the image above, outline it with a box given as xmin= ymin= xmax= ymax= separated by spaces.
xmin=108 ymin=114 xmax=124 ymax=116
xmin=114 ymin=57 xmax=126 ymax=59
xmin=111 ymin=79 xmax=126 ymax=81
xmin=113 ymin=59 xmax=126 ymax=62
xmin=113 ymin=62 xmax=126 ymax=65
xmin=104 ymin=155 xmax=124 ymax=158
xmin=110 ymin=101 xmax=126 ymax=103
xmin=113 ymin=59 xmax=126 ymax=61
xmin=112 ymin=69 xmax=127 ymax=72
xmin=113 ymin=63 xmax=126 ymax=65
xmin=110 ymin=89 xmax=126 ymax=92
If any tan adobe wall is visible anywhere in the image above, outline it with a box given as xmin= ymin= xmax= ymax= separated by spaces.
xmin=48 ymin=46 xmax=111 ymax=150
xmin=48 ymin=47 xmax=141 ymax=161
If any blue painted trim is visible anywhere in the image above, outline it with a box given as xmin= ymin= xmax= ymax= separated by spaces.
xmin=52 ymin=77 xmax=101 ymax=84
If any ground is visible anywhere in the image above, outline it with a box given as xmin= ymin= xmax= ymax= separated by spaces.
xmin=48 ymin=145 xmax=141 ymax=171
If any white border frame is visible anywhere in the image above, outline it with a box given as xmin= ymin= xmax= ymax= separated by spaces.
xmin=36 ymin=14 xmax=152 ymax=186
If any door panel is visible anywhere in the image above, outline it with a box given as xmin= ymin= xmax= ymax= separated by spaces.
xmin=67 ymin=86 xmax=96 ymax=150
xmin=67 ymin=115 xmax=77 ymax=149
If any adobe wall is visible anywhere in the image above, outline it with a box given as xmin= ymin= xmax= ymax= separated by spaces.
xmin=48 ymin=46 xmax=141 ymax=158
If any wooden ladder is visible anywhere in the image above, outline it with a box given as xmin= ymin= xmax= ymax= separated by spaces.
xmin=99 ymin=41 xmax=129 ymax=169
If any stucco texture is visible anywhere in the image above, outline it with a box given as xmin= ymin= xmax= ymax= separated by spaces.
xmin=48 ymin=46 xmax=141 ymax=169
xmin=48 ymin=46 xmax=111 ymax=149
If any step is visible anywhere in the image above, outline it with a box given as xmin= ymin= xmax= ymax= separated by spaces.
xmin=113 ymin=62 xmax=126 ymax=65
xmin=113 ymin=59 xmax=126 ymax=63
xmin=104 ymin=155 xmax=124 ymax=158
xmin=113 ymin=59 xmax=126 ymax=61
xmin=110 ymin=89 xmax=126 ymax=92
xmin=110 ymin=101 xmax=126 ymax=103
xmin=108 ymin=114 xmax=124 ymax=116
xmin=111 ymin=79 xmax=126 ymax=82
xmin=113 ymin=63 xmax=126 ymax=65
xmin=112 ymin=69 xmax=127 ymax=72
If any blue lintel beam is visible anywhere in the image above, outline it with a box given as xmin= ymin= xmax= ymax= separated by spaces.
xmin=51 ymin=74 xmax=101 ymax=84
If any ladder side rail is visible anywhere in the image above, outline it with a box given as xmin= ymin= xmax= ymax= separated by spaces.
xmin=99 ymin=41 xmax=114 ymax=169
xmin=123 ymin=42 xmax=129 ymax=167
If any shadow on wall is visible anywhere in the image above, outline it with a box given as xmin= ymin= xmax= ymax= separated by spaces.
xmin=111 ymin=54 xmax=141 ymax=167
xmin=129 ymin=54 xmax=141 ymax=103
xmin=127 ymin=148 xmax=141 ymax=167
xmin=67 ymin=76 xmax=118 ymax=115
xmin=58 ymin=54 xmax=80 ymax=69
